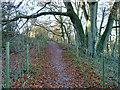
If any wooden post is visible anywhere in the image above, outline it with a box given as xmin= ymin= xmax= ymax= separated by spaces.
xmin=26 ymin=44 xmax=29 ymax=73
xmin=118 ymin=8 xmax=120 ymax=89
xmin=102 ymin=54 xmax=105 ymax=88
xmin=6 ymin=42 xmax=10 ymax=88
xmin=37 ymin=42 xmax=40 ymax=59
xmin=67 ymin=44 xmax=70 ymax=56
xmin=76 ymin=45 xmax=79 ymax=60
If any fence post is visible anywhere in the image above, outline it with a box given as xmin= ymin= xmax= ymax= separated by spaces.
xmin=26 ymin=44 xmax=29 ymax=73
xmin=102 ymin=54 xmax=105 ymax=88
xmin=37 ymin=41 xmax=40 ymax=59
xmin=76 ymin=45 xmax=79 ymax=60
xmin=6 ymin=42 xmax=10 ymax=88
xmin=67 ymin=44 xmax=70 ymax=56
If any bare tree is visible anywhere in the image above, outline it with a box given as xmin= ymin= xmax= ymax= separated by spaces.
xmin=2 ymin=1 xmax=120 ymax=57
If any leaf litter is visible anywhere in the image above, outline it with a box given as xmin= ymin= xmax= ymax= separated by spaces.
xmin=2 ymin=41 xmax=118 ymax=88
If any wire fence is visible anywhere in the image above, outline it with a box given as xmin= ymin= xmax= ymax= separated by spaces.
xmin=2 ymin=32 xmax=47 ymax=88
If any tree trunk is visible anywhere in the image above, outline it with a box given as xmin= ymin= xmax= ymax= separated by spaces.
xmin=87 ymin=2 xmax=98 ymax=57
xmin=64 ymin=2 xmax=85 ymax=48
xmin=111 ymin=13 xmax=118 ymax=57
xmin=67 ymin=20 xmax=71 ymax=44
xmin=96 ymin=2 xmax=119 ymax=55
xmin=106 ymin=40 xmax=109 ymax=54
xmin=59 ymin=15 xmax=65 ymax=43
xmin=110 ymin=33 xmax=112 ymax=53
xmin=85 ymin=27 xmax=88 ymax=49
xmin=118 ymin=7 xmax=120 ymax=88
xmin=68 ymin=35 xmax=71 ymax=44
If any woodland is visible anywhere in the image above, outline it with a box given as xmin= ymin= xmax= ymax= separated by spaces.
xmin=1 ymin=0 xmax=120 ymax=89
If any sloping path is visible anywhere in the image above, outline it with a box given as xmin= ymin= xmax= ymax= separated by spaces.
xmin=25 ymin=41 xmax=104 ymax=88
xmin=46 ymin=41 xmax=73 ymax=87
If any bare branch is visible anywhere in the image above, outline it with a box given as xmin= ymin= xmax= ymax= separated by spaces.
xmin=19 ymin=19 xmax=29 ymax=30
xmin=99 ymin=7 xmax=106 ymax=38
xmin=101 ymin=26 xmax=120 ymax=28
xmin=16 ymin=0 xmax=24 ymax=8
xmin=36 ymin=2 xmax=51 ymax=13
xmin=81 ymin=2 xmax=88 ymax=20
xmin=2 ymin=12 xmax=69 ymax=22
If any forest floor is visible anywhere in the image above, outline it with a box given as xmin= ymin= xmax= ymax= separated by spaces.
xmin=2 ymin=41 xmax=118 ymax=88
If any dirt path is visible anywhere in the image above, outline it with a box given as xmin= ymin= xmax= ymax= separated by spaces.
xmin=47 ymin=41 xmax=73 ymax=87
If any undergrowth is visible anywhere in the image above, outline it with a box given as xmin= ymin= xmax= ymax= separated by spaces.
xmin=68 ymin=45 xmax=118 ymax=88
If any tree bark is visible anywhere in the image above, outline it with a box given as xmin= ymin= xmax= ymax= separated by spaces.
xmin=59 ymin=15 xmax=65 ymax=43
xmin=111 ymin=13 xmax=118 ymax=57
xmin=82 ymin=2 xmax=88 ymax=49
xmin=64 ymin=2 xmax=85 ymax=48
xmin=87 ymin=2 xmax=98 ymax=57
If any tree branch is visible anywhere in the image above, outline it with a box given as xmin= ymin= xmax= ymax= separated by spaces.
xmin=112 ymin=26 xmax=120 ymax=28
xmin=81 ymin=2 xmax=88 ymax=20
xmin=99 ymin=7 xmax=106 ymax=38
xmin=101 ymin=26 xmax=120 ymax=28
xmin=19 ymin=19 xmax=29 ymax=30
xmin=36 ymin=2 xmax=51 ymax=13
xmin=2 ymin=12 xmax=69 ymax=22
xmin=15 ymin=0 xmax=24 ymax=8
